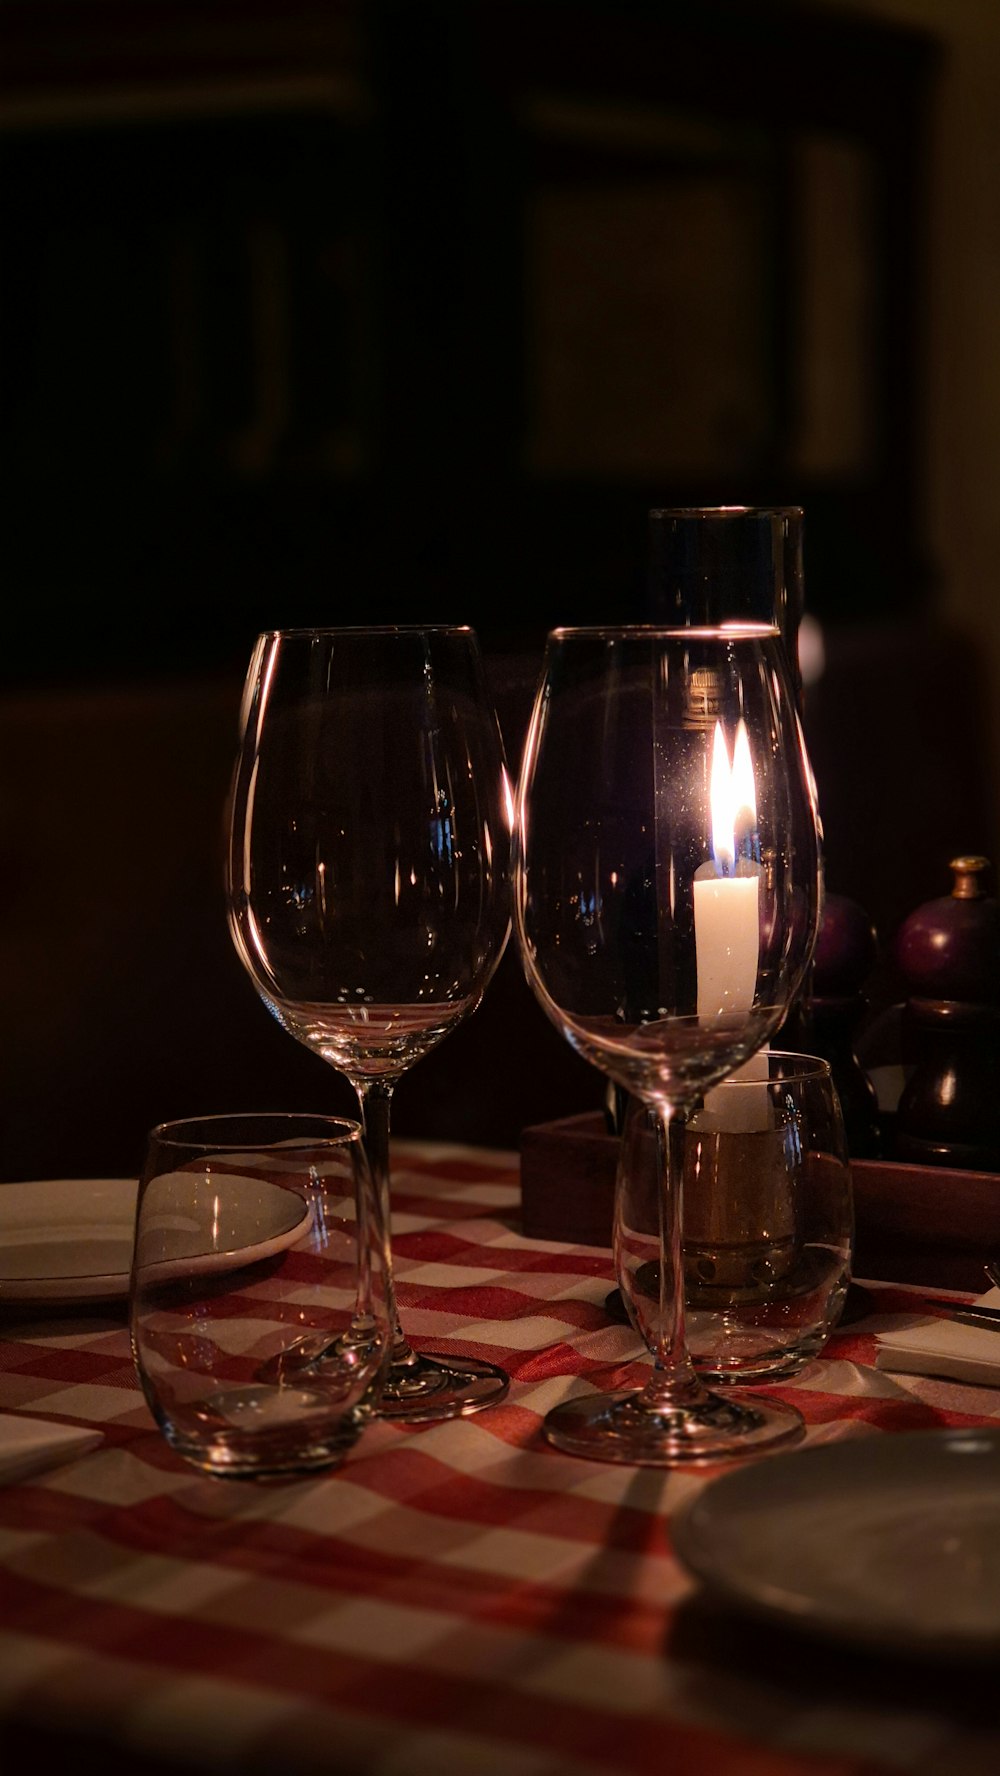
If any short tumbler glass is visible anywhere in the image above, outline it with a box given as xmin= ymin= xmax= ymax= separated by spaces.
xmin=130 ymin=1112 xmax=393 ymax=1478
xmin=617 ymin=1054 xmax=853 ymax=1382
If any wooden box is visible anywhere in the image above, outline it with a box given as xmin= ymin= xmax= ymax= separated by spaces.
xmin=519 ymin=1111 xmax=1000 ymax=1291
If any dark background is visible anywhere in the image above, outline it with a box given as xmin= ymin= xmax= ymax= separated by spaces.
xmin=1 ymin=0 xmax=995 ymax=1176
xmin=2 ymin=0 xmax=941 ymax=674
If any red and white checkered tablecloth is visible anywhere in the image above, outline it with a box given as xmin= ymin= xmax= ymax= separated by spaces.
xmin=1 ymin=1141 xmax=999 ymax=1776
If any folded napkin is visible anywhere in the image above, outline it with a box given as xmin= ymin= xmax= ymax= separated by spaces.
xmin=875 ymin=1286 xmax=1000 ymax=1387
xmin=0 ymin=1413 xmax=102 ymax=1485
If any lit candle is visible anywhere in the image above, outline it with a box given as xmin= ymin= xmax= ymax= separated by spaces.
xmin=693 ymin=720 xmax=770 ymax=1131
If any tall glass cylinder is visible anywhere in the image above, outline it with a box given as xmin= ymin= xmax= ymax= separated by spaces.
xmin=610 ymin=509 xmax=820 ymax=1289
xmin=646 ymin=506 xmax=805 ymax=711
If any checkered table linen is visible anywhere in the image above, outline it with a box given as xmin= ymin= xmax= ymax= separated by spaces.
xmin=1 ymin=1141 xmax=998 ymax=1776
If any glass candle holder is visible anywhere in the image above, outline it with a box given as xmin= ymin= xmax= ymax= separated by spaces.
xmin=616 ymin=1053 xmax=852 ymax=1382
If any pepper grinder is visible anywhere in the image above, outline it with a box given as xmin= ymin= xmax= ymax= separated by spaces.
xmin=893 ymin=855 xmax=1000 ymax=1172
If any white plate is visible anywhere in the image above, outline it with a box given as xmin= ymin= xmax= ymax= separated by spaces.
xmin=0 ymin=1175 xmax=310 ymax=1306
xmin=671 ymin=1427 xmax=1000 ymax=1661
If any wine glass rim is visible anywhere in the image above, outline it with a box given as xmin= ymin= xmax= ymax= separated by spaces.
xmin=147 ymin=1111 xmax=364 ymax=1150
xmin=723 ymin=1051 xmax=833 ymax=1086
xmin=647 ymin=504 xmax=804 ymax=519
xmin=548 ymin=622 xmax=781 ymax=642
xmin=260 ymin=625 xmax=476 ymax=640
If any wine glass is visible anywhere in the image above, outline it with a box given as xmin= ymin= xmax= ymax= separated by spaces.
xmin=226 ymin=626 xmax=512 ymax=1422
xmin=512 ymin=624 xmax=822 ymax=1464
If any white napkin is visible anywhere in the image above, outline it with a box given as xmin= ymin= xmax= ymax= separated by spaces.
xmin=0 ymin=1413 xmax=102 ymax=1485
xmin=875 ymin=1286 xmax=1000 ymax=1387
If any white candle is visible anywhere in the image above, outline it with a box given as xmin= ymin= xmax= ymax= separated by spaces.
xmin=693 ymin=720 xmax=770 ymax=1132
xmin=692 ymin=871 xmax=760 ymax=1019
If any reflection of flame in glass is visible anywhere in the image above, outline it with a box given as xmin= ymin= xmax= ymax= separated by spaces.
xmin=709 ymin=720 xmax=756 ymax=876
xmin=798 ymin=613 xmax=826 ymax=687
xmin=732 ymin=721 xmax=756 ymax=831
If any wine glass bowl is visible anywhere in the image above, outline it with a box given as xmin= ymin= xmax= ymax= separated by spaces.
xmin=227 ymin=626 xmax=512 ymax=1421
xmin=513 ymin=624 xmax=822 ymax=1464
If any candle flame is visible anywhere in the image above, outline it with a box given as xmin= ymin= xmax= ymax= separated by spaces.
xmin=710 ymin=722 xmax=735 ymax=875
xmin=710 ymin=719 xmax=757 ymax=875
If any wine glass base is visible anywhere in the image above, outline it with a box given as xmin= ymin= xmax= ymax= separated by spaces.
xmin=379 ymin=1351 xmax=510 ymax=1424
xmin=542 ymin=1386 xmax=804 ymax=1466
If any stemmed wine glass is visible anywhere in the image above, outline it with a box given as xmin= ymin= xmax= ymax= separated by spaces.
xmin=512 ymin=624 xmax=822 ymax=1464
xmin=226 ymin=626 xmax=512 ymax=1422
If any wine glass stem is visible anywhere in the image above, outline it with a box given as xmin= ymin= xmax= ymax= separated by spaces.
xmin=354 ymin=1075 xmax=413 ymax=1369
xmin=637 ymin=1101 xmax=703 ymax=1410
